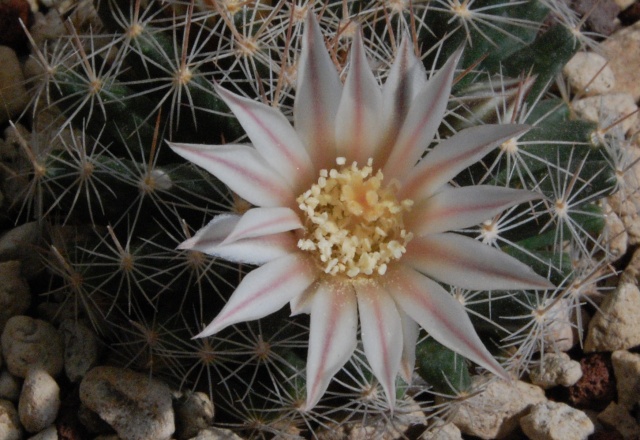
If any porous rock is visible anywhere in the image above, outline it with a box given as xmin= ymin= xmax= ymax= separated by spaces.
xmin=568 ymin=353 xmax=615 ymax=409
xmin=79 ymin=366 xmax=175 ymax=440
xmin=1 ymin=316 xmax=64 ymax=378
xmin=59 ymin=320 xmax=99 ymax=382
xmin=446 ymin=378 xmax=546 ymax=439
xmin=520 ymin=401 xmax=594 ymax=440
xmin=0 ymin=399 xmax=21 ymax=440
xmin=0 ymin=260 xmax=31 ymax=332
xmin=530 ymin=352 xmax=583 ymax=389
xmin=563 ymin=52 xmax=615 ymax=96
xmin=585 ymin=282 xmax=640 ymax=352
xmin=611 ymin=350 xmax=640 ymax=409
xmin=18 ymin=369 xmax=60 ymax=433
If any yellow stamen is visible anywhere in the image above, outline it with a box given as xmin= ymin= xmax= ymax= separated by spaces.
xmin=297 ymin=159 xmax=413 ymax=278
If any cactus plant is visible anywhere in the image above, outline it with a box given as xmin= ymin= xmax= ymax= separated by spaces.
xmin=4 ymin=0 xmax=624 ymax=436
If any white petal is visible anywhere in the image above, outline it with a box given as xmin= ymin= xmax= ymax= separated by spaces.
xmin=178 ymin=214 xmax=298 ymax=266
xmin=335 ymin=29 xmax=383 ymax=164
xmin=407 ymin=186 xmax=541 ymax=235
xmin=305 ymin=280 xmax=358 ymax=410
xmin=382 ymin=48 xmax=462 ymax=180
xmin=295 ymin=12 xmax=343 ymax=170
xmin=221 ymin=207 xmax=302 ymax=244
xmin=355 ymin=283 xmax=403 ymax=409
xmin=167 ymin=142 xmax=294 ymax=207
xmin=215 ymin=86 xmax=314 ymax=190
xmin=400 ymin=124 xmax=530 ymax=201
xmin=386 ymin=266 xmax=508 ymax=379
xmin=195 ymin=253 xmax=317 ymax=337
xmin=375 ymin=36 xmax=426 ymax=164
xmin=179 ymin=214 xmax=298 ymax=265
xmin=405 ymin=233 xmax=555 ymax=290
xmin=399 ymin=311 xmax=419 ymax=383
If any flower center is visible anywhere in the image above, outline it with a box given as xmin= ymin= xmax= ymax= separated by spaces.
xmin=297 ymin=158 xmax=414 ymax=278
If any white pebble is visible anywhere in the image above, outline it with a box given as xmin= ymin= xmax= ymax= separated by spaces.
xmin=18 ymin=369 xmax=60 ymax=433
xmin=0 ymin=399 xmax=21 ymax=440
xmin=563 ymin=52 xmax=615 ymax=96
xmin=27 ymin=425 xmax=58 ymax=439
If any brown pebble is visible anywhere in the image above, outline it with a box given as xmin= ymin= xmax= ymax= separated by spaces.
xmin=568 ymin=353 xmax=616 ymax=411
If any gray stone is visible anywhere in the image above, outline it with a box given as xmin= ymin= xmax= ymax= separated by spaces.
xmin=59 ymin=320 xmax=99 ymax=382
xmin=1 ymin=316 xmax=64 ymax=378
xmin=597 ymin=401 xmax=640 ymax=439
xmin=585 ymin=282 xmax=640 ymax=352
xmin=0 ymin=261 xmax=31 ymax=333
xmin=80 ymin=366 xmax=174 ymax=440
xmin=0 ymin=370 xmax=22 ymax=401
xmin=0 ymin=223 xmax=43 ymax=278
xmin=0 ymin=399 xmax=22 ymax=440
xmin=0 ymin=46 xmax=29 ymax=125
xmin=18 ymin=369 xmax=60 ymax=433
xmin=520 ymin=401 xmax=593 ymax=440
xmin=174 ymin=391 xmax=214 ymax=440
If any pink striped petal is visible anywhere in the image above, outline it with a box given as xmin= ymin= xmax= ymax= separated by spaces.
xmin=335 ymin=29 xmax=383 ymax=164
xmin=221 ymin=207 xmax=302 ymax=244
xmin=375 ymin=37 xmax=426 ymax=164
xmin=305 ymin=280 xmax=358 ymax=410
xmin=178 ymin=214 xmax=298 ymax=265
xmin=386 ymin=265 xmax=508 ymax=379
xmin=400 ymin=124 xmax=530 ymax=201
xmin=167 ymin=143 xmax=294 ymax=207
xmin=355 ymin=283 xmax=403 ymax=409
xmin=407 ymin=186 xmax=541 ymax=235
xmin=405 ymin=233 xmax=555 ymax=290
xmin=295 ymin=12 xmax=343 ymax=170
xmin=195 ymin=253 xmax=317 ymax=338
xmin=399 ymin=310 xmax=419 ymax=383
xmin=215 ymin=86 xmax=313 ymax=190
xmin=382 ymin=48 xmax=462 ymax=180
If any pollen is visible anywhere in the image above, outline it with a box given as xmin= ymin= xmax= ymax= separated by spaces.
xmin=297 ymin=159 xmax=413 ymax=278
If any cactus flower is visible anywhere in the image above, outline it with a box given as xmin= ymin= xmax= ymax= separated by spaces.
xmin=168 ymin=13 xmax=553 ymax=410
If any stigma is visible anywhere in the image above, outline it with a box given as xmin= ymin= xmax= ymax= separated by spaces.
xmin=297 ymin=158 xmax=413 ymax=278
